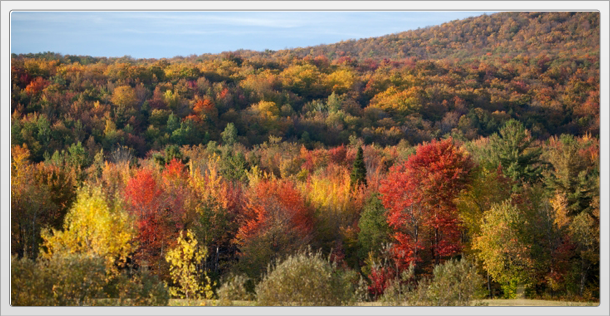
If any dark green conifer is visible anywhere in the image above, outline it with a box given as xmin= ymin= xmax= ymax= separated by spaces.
xmin=350 ymin=147 xmax=367 ymax=188
xmin=489 ymin=120 xmax=544 ymax=185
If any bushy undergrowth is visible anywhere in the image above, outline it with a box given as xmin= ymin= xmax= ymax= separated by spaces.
xmin=107 ymin=267 xmax=170 ymax=306
xmin=12 ymin=254 xmax=106 ymax=306
xmin=217 ymin=274 xmax=255 ymax=305
xmin=255 ymin=249 xmax=357 ymax=306
xmin=425 ymin=258 xmax=485 ymax=305
xmin=381 ymin=258 xmax=484 ymax=306
xmin=11 ymin=254 xmax=169 ymax=306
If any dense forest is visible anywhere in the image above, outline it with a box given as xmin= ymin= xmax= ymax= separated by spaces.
xmin=11 ymin=12 xmax=600 ymax=306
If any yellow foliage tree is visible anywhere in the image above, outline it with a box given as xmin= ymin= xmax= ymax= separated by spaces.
xmin=324 ymin=69 xmax=355 ymax=94
xmin=474 ymin=200 xmax=534 ymax=298
xmin=111 ymin=85 xmax=137 ymax=109
xmin=301 ymin=167 xmax=364 ymax=216
xmin=369 ymin=86 xmax=423 ymax=117
xmin=41 ymin=185 xmax=136 ymax=272
xmin=299 ymin=166 xmax=365 ymax=253
xmin=163 ymin=89 xmax=181 ymax=110
xmin=279 ymin=63 xmax=323 ymax=96
xmin=253 ymin=100 xmax=280 ymax=120
xmin=165 ymin=230 xmax=214 ymax=300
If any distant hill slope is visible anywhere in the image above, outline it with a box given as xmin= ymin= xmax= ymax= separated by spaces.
xmin=16 ymin=12 xmax=599 ymax=64
xmin=11 ymin=12 xmax=600 ymax=161
xmin=235 ymin=12 xmax=599 ymax=62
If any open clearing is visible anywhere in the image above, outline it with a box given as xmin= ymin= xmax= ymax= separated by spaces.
xmin=478 ymin=299 xmax=598 ymax=306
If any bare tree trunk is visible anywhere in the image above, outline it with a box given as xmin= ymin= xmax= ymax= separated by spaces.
xmin=580 ymin=258 xmax=588 ymax=297
xmin=434 ymin=228 xmax=440 ymax=265
xmin=488 ymin=273 xmax=492 ymax=299
xmin=215 ymin=246 xmax=219 ymax=273
xmin=31 ymin=212 xmax=37 ymax=259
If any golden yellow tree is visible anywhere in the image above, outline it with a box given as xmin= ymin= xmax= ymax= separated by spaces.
xmin=41 ymin=185 xmax=136 ymax=272
xmin=165 ymin=230 xmax=214 ymax=300
xmin=325 ymin=69 xmax=356 ymax=94
xmin=111 ymin=85 xmax=137 ymax=109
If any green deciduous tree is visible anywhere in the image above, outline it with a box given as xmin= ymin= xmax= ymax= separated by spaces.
xmin=221 ymin=122 xmax=238 ymax=146
xmin=425 ymin=258 xmax=485 ymax=306
xmin=474 ymin=199 xmax=533 ymax=298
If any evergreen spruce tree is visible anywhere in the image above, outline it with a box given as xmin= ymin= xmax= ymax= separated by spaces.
xmin=357 ymin=194 xmax=390 ymax=259
xmin=489 ymin=120 xmax=544 ymax=185
xmin=350 ymin=147 xmax=367 ymax=187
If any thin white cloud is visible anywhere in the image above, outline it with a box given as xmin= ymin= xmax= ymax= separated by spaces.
xmin=97 ymin=12 xmax=309 ymax=28
xmin=11 ymin=11 xmax=489 ymax=58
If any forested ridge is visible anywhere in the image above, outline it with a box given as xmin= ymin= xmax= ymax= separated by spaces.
xmin=11 ymin=12 xmax=599 ymax=306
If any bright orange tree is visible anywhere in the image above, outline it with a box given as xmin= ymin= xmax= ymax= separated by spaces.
xmin=380 ymin=138 xmax=474 ymax=270
xmin=238 ymin=179 xmax=312 ymax=242
xmin=236 ymin=179 xmax=313 ymax=278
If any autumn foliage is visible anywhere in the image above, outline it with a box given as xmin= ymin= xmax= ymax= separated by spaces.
xmin=238 ymin=179 xmax=313 ymax=244
xmin=9 ymin=11 xmax=600 ymax=305
xmin=380 ymin=138 xmax=474 ymax=269
xmin=124 ymin=168 xmax=185 ymax=273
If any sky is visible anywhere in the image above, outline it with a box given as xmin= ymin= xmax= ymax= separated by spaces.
xmin=11 ymin=11 xmax=491 ymax=59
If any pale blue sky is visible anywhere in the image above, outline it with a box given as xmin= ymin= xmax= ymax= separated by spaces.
xmin=11 ymin=11 xmax=490 ymax=59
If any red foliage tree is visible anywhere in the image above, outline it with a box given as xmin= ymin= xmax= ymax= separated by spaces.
xmin=124 ymin=169 xmax=164 ymax=218
xmin=124 ymin=168 xmax=185 ymax=274
xmin=236 ymin=179 xmax=314 ymax=277
xmin=162 ymin=158 xmax=188 ymax=182
xmin=380 ymin=138 xmax=474 ymax=270
xmin=368 ymin=266 xmax=394 ymax=299
xmin=328 ymin=145 xmax=348 ymax=166
xmin=193 ymin=98 xmax=218 ymax=123
xmin=238 ymin=180 xmax=312 ymax=242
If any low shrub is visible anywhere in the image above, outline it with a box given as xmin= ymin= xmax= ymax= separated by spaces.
xmin=381 ymin=258 xmax=484 ymax=306
xmin=255 ymin=248 xmax=357 ymax=306
xmin=425 ymin=258 xmax=485 ymax=306
xmin=111 ymin=266 xmax=170 ymax=306
xmin=217 ymin=274 xmax=255 ymax=305
xmin=11 ymin=254 xmax=169 ymax=306
xmin=11 ymin=254 xmax=106 ymax=306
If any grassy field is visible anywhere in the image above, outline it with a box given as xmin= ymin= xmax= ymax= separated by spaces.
xmin=168 ymin=299 xmax=599 ymax=307
xmin=169 ymin=299 xmax=256 ymax=306
xmin=477 ymin=299 xmax=599 ymax=306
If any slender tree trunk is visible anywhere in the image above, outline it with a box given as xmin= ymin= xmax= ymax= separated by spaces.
xmin=414 ymin=225 xmax=418 ymax=260
xmin=488 ymin=272 xmax=492 ymax=299
xmin=215 ymin=246 xmax=219 ymax=273
xmin=21 ymin=226 xmax=27 ymax=259
xmin=580 ymin=258 xmax=588 ymax=297
xmin=434 ymin=228 xmax=440 ymax=265
xmin=31 ymin=212 xmax=37 ymax=259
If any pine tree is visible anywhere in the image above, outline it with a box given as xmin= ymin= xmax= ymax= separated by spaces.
xmin=489 ymin=119 xmax=544 ymax=185
xmin=350 ymin=147 xmax=367 ymax=187
xmin=357 ymin=193 xmax=390 ymax=259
